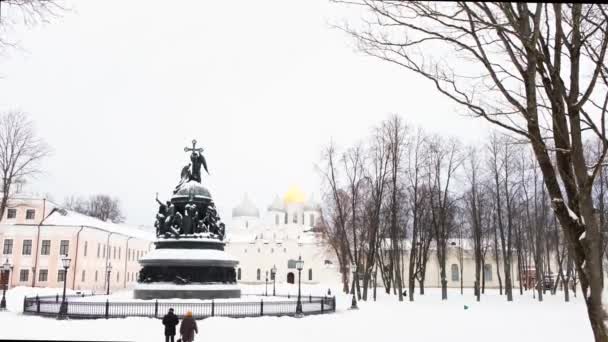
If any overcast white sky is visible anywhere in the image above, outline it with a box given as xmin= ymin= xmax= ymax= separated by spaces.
xmin=0 ymin=0 xmax=492 ymax=226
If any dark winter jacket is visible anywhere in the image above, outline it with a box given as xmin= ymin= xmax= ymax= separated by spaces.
xmin=180 ymin=316 xmax=198 ymax=342
xmin=162 ymin=312 xmax=179 ymax=336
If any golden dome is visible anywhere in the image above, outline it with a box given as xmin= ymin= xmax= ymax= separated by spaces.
xmin=284 ymin=185 xmax=306 ymax=205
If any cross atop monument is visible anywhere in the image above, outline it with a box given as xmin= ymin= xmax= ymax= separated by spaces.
xmin=184 ymin=139 xmax=204 ymax=154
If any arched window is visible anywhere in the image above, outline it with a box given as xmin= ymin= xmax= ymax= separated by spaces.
xmin=308 ymin=269 xmax=313 ymax=281
xmin=451 ymin=264 xmax=459 ymax=281
xmin=310 ymin=214 xmax=314 ymax=226
xmin=237 ymin=268 xmax=241 ymax=280
xmin=256 ymin=268 xmax=261 ymax=281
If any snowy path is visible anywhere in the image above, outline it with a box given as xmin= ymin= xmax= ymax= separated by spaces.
xmin=0 ymin=284 xmax=594 ymax=342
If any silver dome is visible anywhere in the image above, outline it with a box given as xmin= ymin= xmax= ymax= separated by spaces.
xmin=232 ymin=194 xmax=260 ymax=218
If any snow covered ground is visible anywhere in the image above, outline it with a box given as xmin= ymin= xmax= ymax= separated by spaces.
xmin=0 ymin=284 xmax=594 ymax=341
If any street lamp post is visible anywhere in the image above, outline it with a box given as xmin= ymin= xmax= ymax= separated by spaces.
xmin=271 ymin=265 xmax=277 ymax=297
xmin=1 ymin=258 xmax=12 ymax=311
xmin=106 ymin=263 xmax=112 ymax=296
xmin=350 ymin=263 xmax=359 ymax=310
xmin=295 ymin=256 xmax=304 ymax=317
xmin=265 ymin=271 xmax=268 ymax=296
xmin=58 ymin=255 xmax=71 ymax=319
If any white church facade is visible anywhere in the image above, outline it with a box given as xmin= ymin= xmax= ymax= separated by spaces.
xmin=225 ymin=187 xmax=341 ymax=286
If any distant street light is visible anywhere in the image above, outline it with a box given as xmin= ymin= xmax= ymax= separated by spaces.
xmin=271 ymin=265 xmax=277 ymax=296
xmin=295 ymin=256 xmax=304 ymax=317
xmin=106 ymin=263 xmax=113 ymax=296
xmin=1 ymin=258 xmax=12 ymax=311
xmin=58 ymin=255 xmax=71 ymax=319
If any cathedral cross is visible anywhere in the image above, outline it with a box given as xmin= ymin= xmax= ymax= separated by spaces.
xmin=184 ymin=139 xmax=204 ymax=154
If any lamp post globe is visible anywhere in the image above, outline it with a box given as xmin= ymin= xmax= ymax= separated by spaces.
xmin=1 ymin=258 xmax=12 ymax=311
xmin=295 ymin=256 xmax=304 ymax=317
xmin=58 ymin=255 xmax=71 ymax=319
xmin=106 ymin=263 xmax=113 ymax=296
xmin=271 ymin=265 xmax=277 ymax=296
xmin=349 ymin=263 xmax=358 ymax=310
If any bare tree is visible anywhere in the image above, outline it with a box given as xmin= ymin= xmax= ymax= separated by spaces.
xmin=0 ymin=0 xmax=64 ymax=49
xmin=319 ymin=141 xmax=353 ymax=293
xmin=0 ymin=111 xmax=50 ymax=220
xmin=384 ymin=114 xmax=408 ymax=301
xmin=338 ymin=2 xmax=608 ymax=338
xmin=463 ymin=146 xmax=485 ymax=301
xmin=361 ymin=123 xmax=391 ymax=300
xmin=406 ymin=127 xmax=427 ymax=301
xmin=63 ymin=193 xmax=125 ymax=223
xmin=426 ymin=135 xmax=462 ymax=300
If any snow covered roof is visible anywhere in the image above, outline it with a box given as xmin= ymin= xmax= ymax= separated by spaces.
xmin=43 ymin=209 xmax=155 ymax=241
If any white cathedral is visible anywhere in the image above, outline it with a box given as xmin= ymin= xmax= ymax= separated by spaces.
xmin=224 ymin=186 xmax=341 ymax=285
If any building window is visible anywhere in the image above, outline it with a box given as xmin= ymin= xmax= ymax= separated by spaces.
xmin=451 ymin=264 xmax=459 ymax=282
xmin=6 ymin=209 xmax=16 ymax=219
xmin=484 ymin=264 xmax=493 ymax=282
xmin=324 ymin=259 xmax=333 ymax=265
xmin=102 ymin=244 xmax=106 ymax=258
xmin=245 ymin=221 xmax=248 ymax=228
xmin=40 ymin=240 xmax=51 ymax=255
xmin=275 ymin=215 xmax=279 ymax=225
xmin=22 ymin=240 xmax=32 ymax=255
xmin=95 ymin=270 xmax=98 ymax=282
xmin=256 ymin=268 xmax=261 ymax=281
xmin=127 ymin=249 xmax=130 ymax=261
xmin=308 ymin=269 xmax=313 ymax=281
xmin=284 ymin=213 xmax=288 ymax=224
xmin=57 ymin=270 xmax=65 ymax=282
xmin=60 ymin=240 xmax=69 ymax=255
xmin=118 ymin=247 xmax=121 ymax=260
xmin=283 ymin=248 xmax=286 ymax=253
xmin=3 ymin=239 xmax=13 ymax=255
xmin=113 ymin=247 xmax=116 ymax=259
xmin=97 ymin=244 xmax=100 ymax=258
xmin=287 ymin=259 xmax=297 ymax=269
xmin=310 ymin=214 xmax=314 ymax=226
xmin=257 ymin=248 xmax=260 ymax=253
xmin=117 ymin=272 xmax=119 ymax=282
xmin=25 ymin=209 xmax=35 ymax=220
xmin=271 ymin=248 xmax=274 ymax=253
xmin=244 ymin=249 xmax=247 ymax=253
xmin=84 ymin=241 xmax=88 ymax=257
xmin=237 ymin=268 xmax=241 ymax=280
xmin=38 ymin=269 xmax=48 ymax=282
xmin=81 ymin=270 xmax=86 ymax=282
xmin=19 ymin=269 xmax=29 ymax=282
xmin=292 ymin=213 xmax=297 ymax=224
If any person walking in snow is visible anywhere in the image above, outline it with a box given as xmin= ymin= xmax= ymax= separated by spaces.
xmin=180 ymin=311 xmax=198 ymax=342
xmin=162 ymin=308 xmax=179 ymax=342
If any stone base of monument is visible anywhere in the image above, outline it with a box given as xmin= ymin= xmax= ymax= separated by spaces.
xmin=135 ymin=237 xmax=241 ymax=300
xmin=133 ymin=283 xmax=241 ymax=300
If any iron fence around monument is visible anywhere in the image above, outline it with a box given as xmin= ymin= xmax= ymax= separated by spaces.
xmin=22 ymin=293 xmax=336 ymax=319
